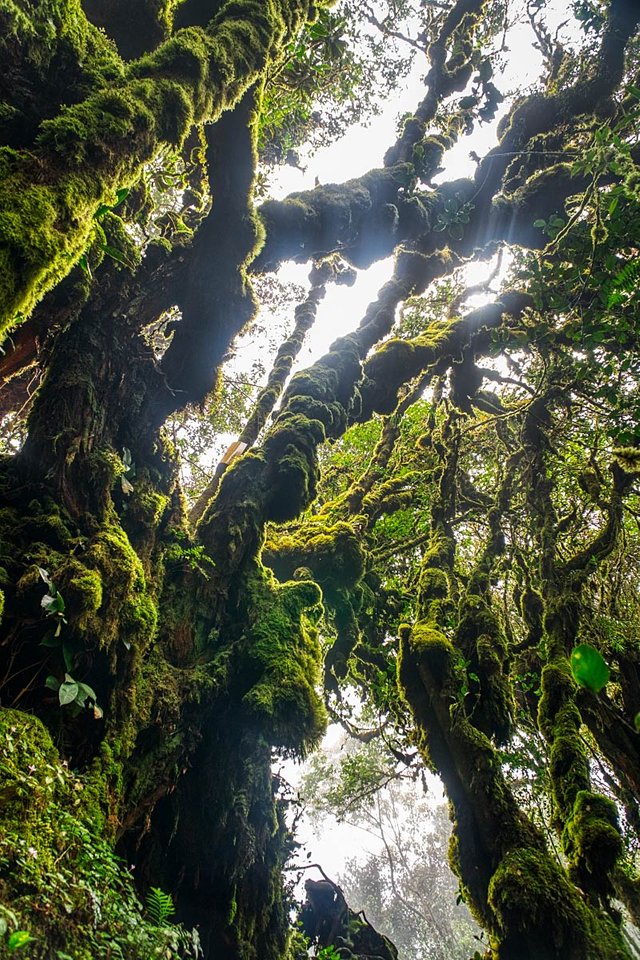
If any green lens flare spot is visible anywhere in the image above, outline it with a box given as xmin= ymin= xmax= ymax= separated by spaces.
xmin=570 ymin=643 xmax=609 ymax=693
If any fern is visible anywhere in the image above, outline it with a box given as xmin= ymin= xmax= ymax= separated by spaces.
xmin=611 ymin=257 xmax=640 ymax=293
xmin=146 ymin=887 xmax=175 ymax=926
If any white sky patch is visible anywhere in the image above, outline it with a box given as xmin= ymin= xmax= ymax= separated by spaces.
xmin=280 ymin=725 xmax=448 ymax=884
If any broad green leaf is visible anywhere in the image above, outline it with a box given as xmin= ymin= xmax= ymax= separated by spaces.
xmin=102 ymin=244 xmax=131 ymax=266
xmin=570 ymin=644 xmax=609 ymax=692
xmin=45 ymin=675 xmax=60 ymax=691
xmin=40 ymin=632 xmax=61 ymax=648
xmin=59 ymin=682 xmax=79 ymax=706
xmin=76 ymin=681 xmax=97 ymax=704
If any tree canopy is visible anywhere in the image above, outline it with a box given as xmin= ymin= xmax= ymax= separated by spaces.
xmin=1 ymin=0 xmax=640 ymax=958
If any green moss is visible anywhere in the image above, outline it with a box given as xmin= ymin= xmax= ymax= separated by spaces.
xmin=263 ymin=413 xmax=326 ymax=521
xmin=488 ymin=847 xmax=627 ymax=959
xmin=240 ymin=564 xmax=326 ymax=754
xmin=417 ymin=565 xmax=449 ymax=600
xmin=85 ymin=524 xmax=158 ymax=650
xmin=56 ymin=559 xmax=103 ymax=630
xmin=564 ymin=791 xmax=623 ymax=895
xmin=265 ymin=519 xmax=364 ymax=588
xmin=1 ymin=1 xmax=316 ymax=331
xmin=455 ymin=595 xmax=513 ymax=744
xmin=408 ymin=622 xmax=458 ymax=685
xmin=538 ymin=661 xmax=590 ymax=816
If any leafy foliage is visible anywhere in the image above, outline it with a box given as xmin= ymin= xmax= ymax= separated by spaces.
xmin=146 ymin=887 xmax=176 ymax=927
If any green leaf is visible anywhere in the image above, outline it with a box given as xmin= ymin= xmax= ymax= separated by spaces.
xmin=40 ymin=632 xmax=62 ymax=648
xmin=533 ymin=219 xmax=546 ymax=228
xmin=45 ymin=675 xmax=61 ymax=692
xmin=8 ymin=931 xmax=36 ymax=950
xmin=62 ymin=643 xmax=74 ymax=672
xmin=102 ymin=244 xmax=131 ymax=267
xmin=570 ymin=644 xmax=609 ymax=692
xmin=75 ymin=681 xmax=97 ymax=705
xmin=78 ymin=254 xmax=92 ymax=279
xmin=59 ymin=682 xmax=79 ymax=706
xmin=634 ymin=712 xmax=640 ymax=732
xmin=41 ymin=591 xmax=65 ymax=615
xmin=146 ymin=887 xmax=175 ymax=926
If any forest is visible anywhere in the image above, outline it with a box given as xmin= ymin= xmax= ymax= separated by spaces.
xmin=1 ymin=0 xmax=640 ymax=957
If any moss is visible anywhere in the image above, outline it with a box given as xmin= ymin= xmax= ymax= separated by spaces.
xmin=417 ymin=565 xmax=449 ymax=600
xmin=265 ymin=519 xmax=364 ymax=589
xmin=488 ymin=847 xmax=627 ymax=959
xmin=538 ymin=661 xmax=590 ymax=817
xmin=239 ymin=564 xmax=326 ymax=754
xmin=56 ymin=559 xmax=103 ymax=629
xmin=455 ymin=595 xmax=513 ymax=744
xmin=263 ymin=413 xmax=326 ymax=522
xmin=537 ymin=660 xmax=623 ymax=899
xmin=1 ymin=0 xmax=316 ymax=331
xmin=408 ymin=622 xmax=459 ymax=685
xmin=564 ymin=791 xmax=623 ymax=897
xmin=85 ymin=524 xmax=158 ymax=650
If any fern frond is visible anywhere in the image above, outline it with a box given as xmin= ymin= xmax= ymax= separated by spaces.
xmin=146 ymin=886 xmax=175 ymax=926
xmin=612 ymin=257 xmax=640 ymax=292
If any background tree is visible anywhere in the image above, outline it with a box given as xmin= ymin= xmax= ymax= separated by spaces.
xmin=301 ymin=733 xmax=481 ymax=960
xmin=1 ymin=1 xmax=640 ymax=959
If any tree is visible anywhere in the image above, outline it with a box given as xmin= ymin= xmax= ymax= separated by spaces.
xmin=1 ymin=0 xmax=640 ymax=958
xmin=301 ymin=734 xmax=481 ymax=959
